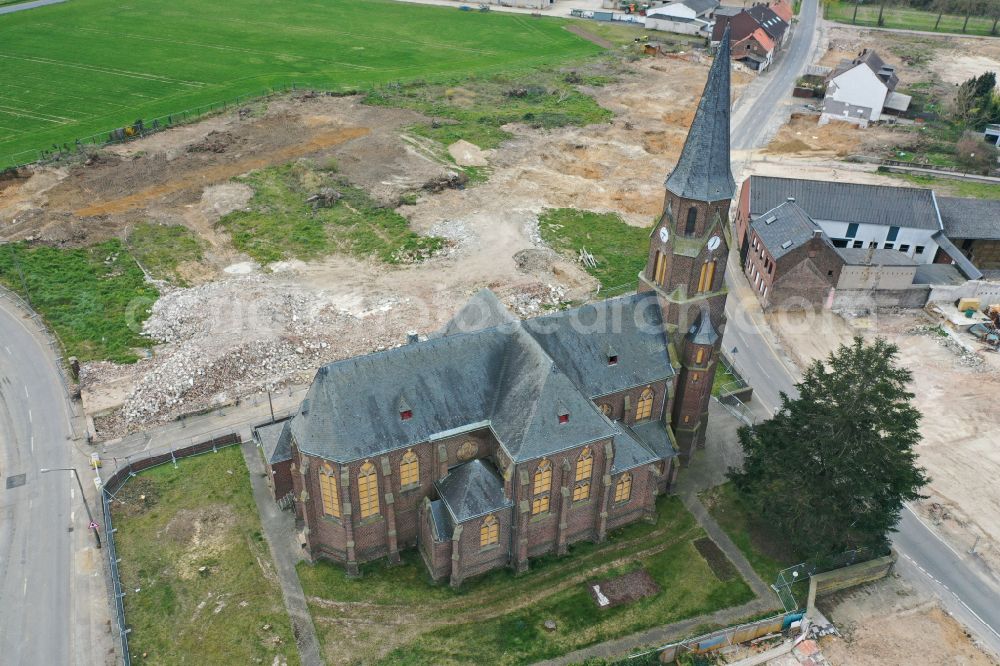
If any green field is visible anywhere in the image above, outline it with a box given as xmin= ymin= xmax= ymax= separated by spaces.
xmin=0 ymin=0 xmax=601 ymax=167
xmin=111 ymin=446 xmax=299 ymax=664
xmin=823 ymin=0 xmax=998 ymax=36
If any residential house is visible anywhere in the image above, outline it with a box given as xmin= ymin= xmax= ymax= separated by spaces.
xmin=645 ymin=0 xmax=720 ymax=36
xmin=820 ymin=49 xmax=911 ymax=127
xmin=256 ymin=35 xmax=740 ymax=587
xmin=711 ymin=2 xmax=789 ymax=71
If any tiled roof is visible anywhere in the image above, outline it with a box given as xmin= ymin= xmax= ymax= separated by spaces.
xmin=747 ymin=176 xmax=942 ymax=230
xmin=254 ymin=420 xmax=293 ymax=464
xmin=665 ymin=24 xmax=735 ymax=203
xmin=734 ymin=27 xmax=774 ymax=53
xmin=611 ymin=427 xmax=660 ymax=473
xmin=750 ymin=200 xmax=823 ymax=259
xmin=435 ymin=459 xmax=512 ymax=524
xmin=290 ymin=290 xmax=673 ymax=464
xmin=746 ymin=4 xmax=788 ymax=41
xmin=937 ymin=196 xmax=1000 ymax=240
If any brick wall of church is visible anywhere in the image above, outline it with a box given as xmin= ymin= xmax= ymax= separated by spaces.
xmin=606 ymin=465 xmax=656 ymax=530
xmin=593 ymin=380 xmax=672 ymax=427
xmin=417 ymin=501 xmax=452 ymax=582
xmin=453 ymin=511 xmax=512 ymax=583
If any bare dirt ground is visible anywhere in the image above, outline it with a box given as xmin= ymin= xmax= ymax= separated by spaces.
xmin=768 ymin=309 xmax=1000 ymax=586
xmin=0 ymin=54 xmax=747 ymax=439
xmin=817 ymin=574 xmax=998 ymax=666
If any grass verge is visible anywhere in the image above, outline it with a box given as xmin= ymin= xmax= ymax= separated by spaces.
xmin=111 ymin=446 xmax=299 ymax=665
xmin=823 ymin=0 xmax=997 ymax=36
xmin=701 ymin=483 xmax=807 ymax=606
xmin=127 ymin=223 xmax=205 ymax=285
xmin=878 ymin=170 xmax=1000 ymax=200
xmin=298 ymin=495 xmax=754 ymax=665
xmin=539 ymin=208 xmax=650 ymax=297
xmin=0 ymin=240 xmax=157 ymax=363
xmin=218 ymin=162 xmax=444 ymax=265
xmin=712 ymin=362 xmax=741 ymax=397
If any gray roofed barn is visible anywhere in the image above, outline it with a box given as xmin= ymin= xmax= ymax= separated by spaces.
xmin=436 ymin=459 xmax=512 ymax=524
xmin=665 ymin=25 xmax=735 ymax=203
xmin=750 ymin=200 xmax=823 ymax=259
xmin=937 ymin=196 xmax=1000 ymax=240
xmin=747 ymin=176 xmax=941 ymax=230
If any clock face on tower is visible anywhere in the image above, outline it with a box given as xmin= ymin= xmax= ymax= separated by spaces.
xmin=659 ymin=227 xmax=669 ymax=243
xmin=707 ymin=235 xmax=721 ymax=251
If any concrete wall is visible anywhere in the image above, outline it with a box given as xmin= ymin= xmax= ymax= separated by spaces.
xmin=807 ymin=551 xmax=897 ymax=612
xmin=831 ymin=286 xmax=930 ymax=312
xmin=927 ymin=279 xmax=1000 ymax=305
xmin=817 ymin=219 xmax=939 ymax=263
xmin=837 ymin=264 xmax=917 ymax=290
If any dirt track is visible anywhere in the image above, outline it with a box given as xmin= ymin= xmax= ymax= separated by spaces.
xmin=0 ymin=54 xmax=748 ymax=438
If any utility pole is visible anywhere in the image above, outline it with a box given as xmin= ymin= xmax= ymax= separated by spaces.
xmin=40 ymin=467 xmax=102 ymax=549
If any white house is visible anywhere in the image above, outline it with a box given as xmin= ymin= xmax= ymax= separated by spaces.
xmin=645 ymin=0 xmax=719 ymax=36
xmin=820 ymin=49 xmax=911 ymax=128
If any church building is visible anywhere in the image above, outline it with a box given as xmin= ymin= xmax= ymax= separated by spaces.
xmin=254 ymin=32 xmax=735 ymax=587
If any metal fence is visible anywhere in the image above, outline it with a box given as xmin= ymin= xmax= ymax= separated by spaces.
xmin=99 ymin=432 xmax=243 ymax=666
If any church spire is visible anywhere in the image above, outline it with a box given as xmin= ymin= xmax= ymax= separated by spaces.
xmin=664 ymin=25 xmax=735 ymax=203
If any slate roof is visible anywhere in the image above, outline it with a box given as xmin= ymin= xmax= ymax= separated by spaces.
xmin=746 ymin=4 xmax=788 ymax=41
xmin=255 ymin=420 xmax=293 ymax=465
xmin=855 ymin=49 xmax=899 ymax=91
xmin=290 ymin=290 xmax=675 ymax=465
xmin=688 ymin=307 xmax=720 ymax=345
xmin=836 ymin=248 xmax=917 ymax=266
xmin=747 ymin=176 xmax=942 ymax=230
xmin=432 ymin=288 xmax=516 ymax=337
xmin=932 ymin=231 xmax=983 ymax=280
xmin=428 ymin=499 xmax=454 ymax=541
xmin=611 ymin=427 xmax=660 ymax=473
xmin=435 ymin=459 xmax=512 ymax=524
xmin=750 ymin=200 xmax=823 ymax=259
xmin=678 ymin=0 xmax=719 ymax=15
xmin=522 ymin=292 xmax=674 ymax=398
xmin=937 ymin=196 xmax=1000 ymax=240
xmin=630 ymin=420 xmax=678 ymax=460
xmin=714 ymin=5 xmax=742 ymax=16
xmin=665 ymin=24 xmax=735 ymax=203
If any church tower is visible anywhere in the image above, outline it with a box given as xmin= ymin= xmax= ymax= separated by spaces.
xmin=638 ymin=28 xmax=735 ymax=464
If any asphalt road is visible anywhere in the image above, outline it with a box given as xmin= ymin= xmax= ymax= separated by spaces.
xmin=720 ymin=0 xmax=1000 ymax=654
xmin=0 ymin=298 xmax=76 ymax=665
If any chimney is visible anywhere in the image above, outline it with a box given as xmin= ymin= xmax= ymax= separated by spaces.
xmin=813 ymin=229 xmax=822 ymax=238
xmin=786 ymin=196 xmax=795 ymax=203
xmin=406 ymin=330 xmax=419 ymax=344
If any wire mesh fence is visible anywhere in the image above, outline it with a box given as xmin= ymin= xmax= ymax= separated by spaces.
xmin=99 ymin=432 xmax=244 ymax=666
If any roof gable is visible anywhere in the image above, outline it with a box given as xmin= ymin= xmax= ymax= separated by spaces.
xmin=436 ymin=459 xmax=512 ymax=524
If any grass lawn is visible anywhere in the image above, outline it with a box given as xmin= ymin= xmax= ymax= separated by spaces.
xmin=298 ymin=495 xmax=755 ymax=665
xmin=712 ymin=362 xmax=741 ymax=397
xmin=701 ymin=483 xmax=808 ymax=607
xmin=0 ymin=0 xmax=601 ymax=167
xmin=111 ymin=446 xmax=299 ymax=665
xmin=538 ymin=208 xmax=650 ymax=297
xmin=0 ymin=240 xmax=157 ymax=363
xmin=823 ymin=0 xmax=997 ymax=36
xmin=127 ymin=222 xmax=205 ymax=285
xmin=218 ymin=162 xmax=444 ymax=265
xmin=879 ymin=170 xmax=1000 ymax=200
xmin=367 ymin=63 xmax=615 ymax=152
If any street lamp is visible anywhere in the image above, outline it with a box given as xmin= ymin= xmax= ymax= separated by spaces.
xmin=39 ymin=467 xmax=102 ymax=549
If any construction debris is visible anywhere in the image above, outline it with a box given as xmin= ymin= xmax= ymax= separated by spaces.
xmin=305 ymin=188 xmax=342 ymax=209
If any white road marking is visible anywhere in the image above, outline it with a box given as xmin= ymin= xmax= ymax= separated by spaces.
xmin=905 ymin=505 xmax=966 ymax=561
xmin=70 ymin=486 xmax=74 ymax=500
xmin=23 ymin=384 xmax=29 ymax=398
xmin=70 ymin=511 xmax=75 ymax=522
xmin=3 ymin=345 xmax=10 ymax=355
xmin=28 ymin=409 xmax=32 ymax=424
xmin=904 ymin=551 xmax=1000 ymax=643
xmin=22 ymin=579 xmax=27 ymax=596
xmin=30 ymin=435 xmax=34 ymax=453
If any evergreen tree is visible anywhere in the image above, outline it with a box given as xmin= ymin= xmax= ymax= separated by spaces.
xmin=729 ymin=337 xmax=928 ymax=561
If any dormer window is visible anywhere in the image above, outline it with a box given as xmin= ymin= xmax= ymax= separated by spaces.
xmin=608 ymin=354 xmax=618 ymax=366
xmin=559 ymin=413 xmax=569 ymax=424
xmin=400 ymin=409 xmax=413 ymax=421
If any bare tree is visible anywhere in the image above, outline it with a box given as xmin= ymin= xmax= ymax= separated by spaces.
xmin=932 ymin=0 xmax=953 ymax=29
